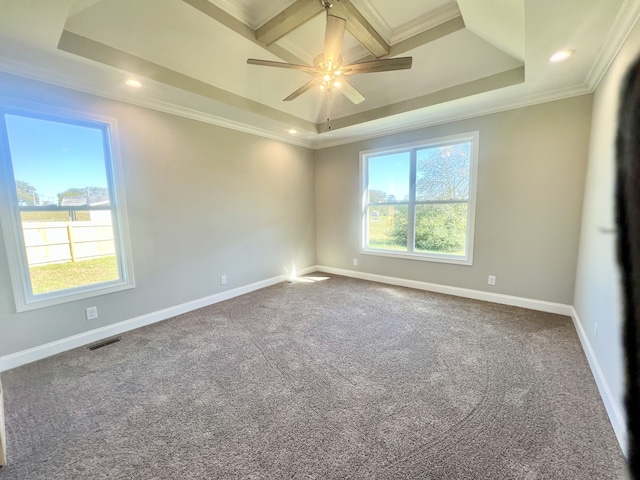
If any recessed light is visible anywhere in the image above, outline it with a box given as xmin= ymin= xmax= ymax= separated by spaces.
xmin=288 ymin=129 xmax=297 ymax=134
xmin=125 ymin=79 xmax=142 ymax=88
xmin=549 ymin=49 xmax=574 ymax=63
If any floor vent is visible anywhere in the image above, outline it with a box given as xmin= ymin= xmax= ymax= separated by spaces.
xmin=87 ymin=337 xmax=122 ymax=351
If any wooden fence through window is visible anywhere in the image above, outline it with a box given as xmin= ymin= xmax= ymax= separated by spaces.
xmin=22 ymin=221 xmax=116 ymax=266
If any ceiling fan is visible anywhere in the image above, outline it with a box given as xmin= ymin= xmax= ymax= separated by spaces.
xmin=247 ymin=0 xmax=413 ymax=105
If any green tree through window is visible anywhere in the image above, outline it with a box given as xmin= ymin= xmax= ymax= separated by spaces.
xmin=361 ymin=133 xmax=478 ymax=264
xmin=15 ymin=180 xmax=40 ymax=206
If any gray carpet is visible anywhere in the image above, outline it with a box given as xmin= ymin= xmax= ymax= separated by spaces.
xmin=0 ymin=274 xmax=629 ymax=479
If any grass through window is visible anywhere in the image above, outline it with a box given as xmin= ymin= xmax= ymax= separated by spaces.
xmin=29 ymin=255 xmax=119 ymax=295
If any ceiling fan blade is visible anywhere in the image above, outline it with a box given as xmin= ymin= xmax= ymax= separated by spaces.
xmin=247 ymin=58 xmax=315 ymax=74
xmin=324 ymin=14 xmax=346 ymax=68
xmin=339 ymin=80 xmax=365 ymax=104
xmin=284 ymin=79 xmax=317 ymax=101
xmin=342 ymin=57 xmax=413 ymax=74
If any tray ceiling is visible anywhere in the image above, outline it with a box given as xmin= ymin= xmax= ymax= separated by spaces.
xmin=0 ymin=0 xmax=638 ymax=148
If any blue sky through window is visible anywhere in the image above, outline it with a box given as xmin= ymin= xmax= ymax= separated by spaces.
xmin=4 ymin=114 xmax=109 ymax=204
xmin=367 ymin=151 xmax=410 ymax=201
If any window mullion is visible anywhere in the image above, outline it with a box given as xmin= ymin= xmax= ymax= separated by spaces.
xmin=363 ymin=158 xmax=369 ymax=250
xmin=408 ymin=148 xmax=417 ymax=253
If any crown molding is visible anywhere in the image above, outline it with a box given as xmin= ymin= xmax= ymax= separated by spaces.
xmin=0 ymin=58 xmax=317 ymax=149
xmin=348 ymin=0 xmax=392 ymax=43
xmin=308 ymin=83 xmax=593 ymax=149
xmin=126 ymin=96 xmax=316 ymax=149
xmin=204 ymin=0 xmax=295 ymax=30
xmin=203 ymin=0 xmax=248 ymax=25
xmin=586 ymin=0 xmax=640 ymax=90
xmin=0 ymin=54 xmax=594 ymax=152
xmin=391 ymin=4 xmax=462 ymax=45
xmin=347 ymin=1 xmax=461 ymax=47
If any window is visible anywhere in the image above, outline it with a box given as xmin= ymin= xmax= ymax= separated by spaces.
xmin=360 ymin=132 xmax=478 ymax=265
xmin=0 ymin=104 xmax=134 ymax=311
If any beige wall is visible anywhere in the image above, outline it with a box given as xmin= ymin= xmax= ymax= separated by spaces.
xmin=315 ymin=95 xmax=592 ymax=304
xmin=0 ymin=53 xmax=629 ymax=452
xmin=0 ymin=73 xmax=317 ymax=357
xmin=573 ymin=19 xmax=640 ymax=451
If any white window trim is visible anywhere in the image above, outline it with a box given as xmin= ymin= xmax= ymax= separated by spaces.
xmin=0 ymin=99 xmax=135 ymax=312
xmin=359 ymin=132 xmax=479 ymax=266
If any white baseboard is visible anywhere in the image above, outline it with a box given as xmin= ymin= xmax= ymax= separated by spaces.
xmin=569 ymin=307 xmax=629 ymax=456
xmin=0 ymin=266 xmax=316 ymax=372
xmin=316 ymin=265 xmax=574 ymax=315
xmin=0 ymin=265 xmax=573 ymax=373
xmin=315 ymin=265 xmax=628 ymax=455
xmin=1 ymin=265 xmax=628 ymax=456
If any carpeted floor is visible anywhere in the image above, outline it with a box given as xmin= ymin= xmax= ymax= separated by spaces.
xmin=0 ymin=274 xmax=629 ymax=479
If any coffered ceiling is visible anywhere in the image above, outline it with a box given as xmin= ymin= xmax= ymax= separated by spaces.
xmin=0 ymin=0 xmax=638 ymax=148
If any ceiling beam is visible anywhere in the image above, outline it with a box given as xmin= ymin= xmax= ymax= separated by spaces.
xmin=256 ymin=0 xmax=325 ymax=46
xmin=389 ymin=16 xmax=465 ymax=57
xmin=57 ymin=31 xmax=317 ymax=133
xmin=331 ymin=0 xmax=389 ymax=58
xmin=256 ymin=0 xmax=389 ymax=59
xmin=316 ymin=66 xmax=525 ymax=133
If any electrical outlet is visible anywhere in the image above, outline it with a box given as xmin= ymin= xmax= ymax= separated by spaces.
xmin=220 ymin=275 xmax=227 ymax=285
xmin=353 ymin=258 xmax=358 ymax=266
xmin=488 ymin=275 xmax=496 ymax=286
xmin=85 ymin=306 xmax=98 ymax=321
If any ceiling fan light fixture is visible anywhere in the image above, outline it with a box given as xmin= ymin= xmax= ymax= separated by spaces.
xmin=319 ymin=71 xmax=342 ymax=91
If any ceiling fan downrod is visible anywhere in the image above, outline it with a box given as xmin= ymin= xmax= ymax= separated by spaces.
xmin=326 ymin=88 xmax=332 ymax=130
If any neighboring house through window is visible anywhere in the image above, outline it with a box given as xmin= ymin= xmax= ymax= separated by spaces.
xmin=0 ymin=103 xmax=134 ymax=311
xmin=360 ymin=132 xmax=479 ymax=265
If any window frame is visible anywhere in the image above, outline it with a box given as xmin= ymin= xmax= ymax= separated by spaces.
xmin=360 ymin=132 xmax=479 ymax=266
xmin=0 ymin=100 xmax=135 ymax=312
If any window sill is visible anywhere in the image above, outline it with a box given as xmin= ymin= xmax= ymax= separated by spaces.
xmin=15 ymin=280 xmax=135 ymax=313
xmin=360 ymin=248 xmax=473 ymax=266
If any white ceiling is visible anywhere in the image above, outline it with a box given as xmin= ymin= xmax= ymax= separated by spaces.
xmin=0 ymin=0 xmax=638 ymax=148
